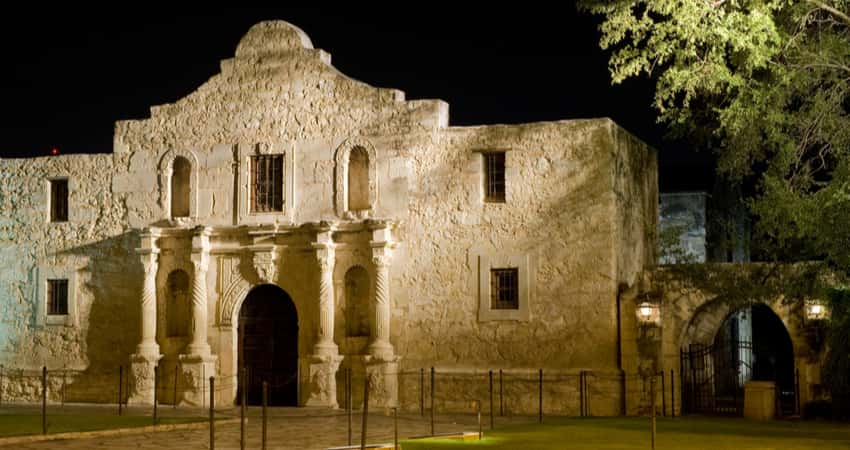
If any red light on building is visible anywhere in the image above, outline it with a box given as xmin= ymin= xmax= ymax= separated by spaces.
xmin=51 ymin=147 xmax=59 ymax=156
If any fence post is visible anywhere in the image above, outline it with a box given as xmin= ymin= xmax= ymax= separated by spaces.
xmin=153 ymin=365 xmax=158 ymax=426
xmin=477 ymin=400 xmax=482 ymax=440
xmin=173 ymin=364 xmax=178 ymax=409
xmin=61 ymin=366 xmax=66 ymax=407
xmin=579 ymin=371 xmax=584 ymax=417
xmin=361 ymin=376 xmax=370 ymax=450
xmin=209 ymin=377 xmax=215 ymax=450
xmin=795 ymin=367 xmax=801 ymax=416
xmin=348 ymin=368 xmax=352 ymax=447
xmin=650 ymin=374 xmax=656 ymax=450
xmin=420 ymin=368 xmax=424 ymax=416
xmin=499 ymin=369 xmax=503 ymax=417
xmin=430 ymin=367 xmax=435 ymax=436
xmin=670 ymin=369 xmax=675 ymax=418
xmin=489 ymin=370 xmax=494 ymax=429
xmin=538 ymin=369 xmax=543 ymax=424
xmin=202 ymin=364 xmax=205 ymax=409
xmin=240 ymin=367 xmax=246 ymax=450
xmin=262 ymin=381 xmax=268 ymax=450
xmin=661 ymin=371 xmax=666 ymax=417
xmin=118 ymin=365 xmax=123 ymax=416
xmin=42 ymin=366 xmax=47 ymax=435
xmin=394 ymin=407 xmax=399 ymax=450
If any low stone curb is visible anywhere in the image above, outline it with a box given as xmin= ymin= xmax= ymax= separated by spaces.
xmin=0 ymin=418 xmax=240 ymax=447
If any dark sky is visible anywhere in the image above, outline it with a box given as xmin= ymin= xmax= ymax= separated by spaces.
xmin=0 ymin=6 xmax=713 ymax=191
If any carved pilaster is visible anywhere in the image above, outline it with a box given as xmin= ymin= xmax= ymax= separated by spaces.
xmin=369 ymin=222 xmax=395 ymax=359
xmin=187 ymin=227 xmax=212 ymax=357
xmin=130 ymin=229 xmax=163 ymax=405
xmin=364 ymin=354 xmax=400 ymax=408
xmin=312 ymin=223 xmax=338 ymax=357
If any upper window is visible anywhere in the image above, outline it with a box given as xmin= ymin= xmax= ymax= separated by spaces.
xmin=483 ymin=153 xmax=505 ymax=202
xmin=47 ymin=279 xmax=69 ymax=315
xmin=250 ymin=154 xmax=284 ymax=213
xmin=171 ymin=156 xmax=191 ymax=218
xmin=490 ymin=268 xmax=519 ymax=310
xmin=50 ymin=179 xmax=68 ymax=222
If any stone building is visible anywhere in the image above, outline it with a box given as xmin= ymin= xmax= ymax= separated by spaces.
xmin=0 ymin=21 xmax=821 ymax=415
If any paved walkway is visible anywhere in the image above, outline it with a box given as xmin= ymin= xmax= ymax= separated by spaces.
xmin=0 ymin=404 xmax=530 ymax=449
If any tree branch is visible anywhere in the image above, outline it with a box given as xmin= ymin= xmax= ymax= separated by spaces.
xmin=806 ymin=0 xmax=850 ymax=27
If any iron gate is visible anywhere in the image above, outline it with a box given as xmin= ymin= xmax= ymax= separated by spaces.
xmin=680 ymin=340 xmax=752 ymax=415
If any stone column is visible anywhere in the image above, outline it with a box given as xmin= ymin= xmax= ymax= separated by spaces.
xmin=179 ymin=226 xmax=217 ymax=406
xmin=364 ymin=221 xmax=399 ymax=407
xmin=306 ymin=222 xmax=342 ymax=407
xmin=129 ymin=229 xmax=163 ymax=405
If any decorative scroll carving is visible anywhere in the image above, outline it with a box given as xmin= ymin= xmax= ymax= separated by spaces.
xmin=218 ymin=256 xmax=251 ymax=327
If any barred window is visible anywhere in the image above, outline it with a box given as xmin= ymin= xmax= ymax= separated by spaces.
xmin=50 ymin=179 xmax=68 ymax=222
xmin=490 ymin=268 xmax=518 ymax=310
xmin=250 ymin=155 xmax=284 ymax=212
xmin=47 ymin=279 xmax=69 ymax=315
xmin=483 ymin=152 xmax=505 ymax=202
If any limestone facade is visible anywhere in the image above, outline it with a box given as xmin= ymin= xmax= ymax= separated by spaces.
xmin=0 ymin=21 xmax=661 ymax=411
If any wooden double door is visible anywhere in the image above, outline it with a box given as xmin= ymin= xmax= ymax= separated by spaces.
xmin=238 ymin=284 xmax=299 ymax=406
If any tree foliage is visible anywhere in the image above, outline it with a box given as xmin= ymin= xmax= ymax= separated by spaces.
xmin=580 ymin=0 xmax=850 ymax=405
xmin=580 ymin=0 xmax=850 ymax=269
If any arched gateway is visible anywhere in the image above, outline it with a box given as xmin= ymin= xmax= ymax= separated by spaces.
xmin=680 ymin=302 xmax=796 ymax=415
xmin=237 ymin=284 xmax=299 ymax=406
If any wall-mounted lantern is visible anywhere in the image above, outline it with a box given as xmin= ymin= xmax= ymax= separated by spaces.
xmin=636 ymin=300 xmax=661 ymax=327
xmin=805 ymin=299 xmax=828 ymax=322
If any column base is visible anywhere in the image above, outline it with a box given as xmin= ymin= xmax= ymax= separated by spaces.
xmin=304 ymin=354 xmax=343 ymax=408
xmin=367 ymin=339 xmax=394 ymax=360
xmin=177 ymin=353 xmax=218 ymax=406
xmin=128 ymin=352 xmax=162 ymax=405
xmin=364 ymin=354 xmax=401 ymax=408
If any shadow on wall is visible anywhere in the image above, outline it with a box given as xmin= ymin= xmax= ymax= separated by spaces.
xmin=58 ymin=230 xmax=143 ymax=402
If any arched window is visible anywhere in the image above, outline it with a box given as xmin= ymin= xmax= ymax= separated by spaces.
xmin=344 ymin=266 xmax=370 ymax=337
xmin=167 ymin=270 xmax=190 ymax=337
xmin=171 ymin=157 xmax=191 ymax=218
xmin=347 ymin=147 xmax=370 ymax=211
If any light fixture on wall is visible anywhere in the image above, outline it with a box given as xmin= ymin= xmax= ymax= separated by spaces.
xmin=636 ymin=299 xmax=661 ymax=327
xmin=805 ymin=299 xmax=828 ymax=321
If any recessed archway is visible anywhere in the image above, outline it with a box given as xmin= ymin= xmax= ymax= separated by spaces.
xmin=679 ymin=300 xmax=796 ymax=415
xmin=237 ymin=284 xmax=298 ymax=406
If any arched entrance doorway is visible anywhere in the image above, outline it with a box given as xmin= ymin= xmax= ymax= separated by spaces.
xmin=680 ymin=303 xmax=795 ymax=415
xmin=238 ymin=284 xmax=298 ymax=406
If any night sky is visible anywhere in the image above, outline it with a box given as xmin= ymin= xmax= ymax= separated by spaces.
xmin=0 ymin=6 xmax=714 ymax=191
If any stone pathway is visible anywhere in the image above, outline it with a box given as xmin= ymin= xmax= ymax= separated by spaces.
xmin=0 ymin=404 xmax=526 ymax=449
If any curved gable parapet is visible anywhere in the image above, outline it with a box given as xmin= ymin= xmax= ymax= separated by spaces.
xmin=235 ymin=21 xmax=314 ymax=59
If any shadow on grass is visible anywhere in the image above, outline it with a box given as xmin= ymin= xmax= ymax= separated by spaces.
xmin=0 ymin=414 xmax=206 ymax=437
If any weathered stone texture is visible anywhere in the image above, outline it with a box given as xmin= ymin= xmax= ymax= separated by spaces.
xmin=0 ymin=20 xmax=659 ymax=412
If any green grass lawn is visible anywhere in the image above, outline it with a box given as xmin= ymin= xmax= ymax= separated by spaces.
xmin=402 ymin=417 xmax=850 ymax=450
xmin=0 ymin=414 xmax=206 ymax=437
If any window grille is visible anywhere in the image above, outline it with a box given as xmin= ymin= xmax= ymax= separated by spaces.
xmin=490 ymin=268 xmax=518 ymax=310
xmin=250 ymin=155 xmax=284 ymax=212
xmin=50 ymin=179 xmax=68 ymax=222
xmin=483 ymin=152 xmax=506 ymax=202
xmin=47 ymin=279 xmax=68 ymax=315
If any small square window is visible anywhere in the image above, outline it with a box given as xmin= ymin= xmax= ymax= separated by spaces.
xmin=250 ymin=155 xmax=284 ymax=212
xmin=483 ymin=152 xmax=506 ymax=203
xmin=490 ymin=268 xmax=518 ymax=310
xmin=50 ymin=179 xmax=68 ymax=222
xmin=47 ymin=279 xmax=69 ymax=315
